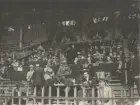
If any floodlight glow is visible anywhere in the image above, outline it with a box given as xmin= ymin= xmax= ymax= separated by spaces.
xmin=8 ymin=27 xmax=15 ymax=32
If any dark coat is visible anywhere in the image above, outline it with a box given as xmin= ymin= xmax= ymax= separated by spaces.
xmin=32 ymin=68 xmax=45 ymax=86
xmin=132 ymin=55 xmax=139 ymax=76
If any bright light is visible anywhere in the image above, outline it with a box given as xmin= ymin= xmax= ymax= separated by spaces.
xmin=8 ymin=27 xmax=15 ymax=32
xmin=28 ymin=25 xmax=31 ymax=29
xmin=61 ymin=20 xmax=76 ymax=26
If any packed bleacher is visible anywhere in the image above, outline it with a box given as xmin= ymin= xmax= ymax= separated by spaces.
xmin=0 ymin=33 xmax=137 ymax=105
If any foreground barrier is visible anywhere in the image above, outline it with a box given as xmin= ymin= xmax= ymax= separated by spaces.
xmin=0 ymin=84 xmax=139 ymax=105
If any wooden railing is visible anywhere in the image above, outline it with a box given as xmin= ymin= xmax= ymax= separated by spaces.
xmin=0 ymin=84 xmax=139 ymax=105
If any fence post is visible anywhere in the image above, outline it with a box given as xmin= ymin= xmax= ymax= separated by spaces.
xmin=74 ymin=86 xmax=77 ymax=105
xmin=4 ymin=97 xmax=7 ymax=105
xmin=82 ymin=87 xmax=85 ymax=105
xmin=121 ymin=87 xmax=123 ymax=105
xmin=131 ymin=86 xmax=134 ymax=105
xmin=92 ymin=87 xmax=95 ymax=105
xmin=11 ymin=88 xmax=14 ymax=105
xmin=18 ymin=87 xmax=21 ymax=105
xmin=48 ymin=86 xmax=52 ymax=105
xmin=57 ymin=86 xmax=60 ymax=105
xmin=41 ymin=87 xmax=44 ymax=105
xmin=26 ymin=87 xmax=29 ymax=104
xmin=34 ymin=87 xmax=37 ymax=104
xmin=111 ymin=87 xmax=114 ymax=105
xmin=65 ymin=86 xmax=69 ymax=105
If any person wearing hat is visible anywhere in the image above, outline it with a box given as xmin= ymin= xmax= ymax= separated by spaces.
xmin=57 ymin=60 xmax=72 ymax=84
xmin=32 ymin=63 xmax=44 ymax=95
xmin=96 ymin=78 xmax=116 ymax=105
xmin=77 ymin=70 xmax=97 ymax=105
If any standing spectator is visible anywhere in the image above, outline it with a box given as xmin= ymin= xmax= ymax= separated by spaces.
xmin=32 ymin=64 xmax=44 ymax=95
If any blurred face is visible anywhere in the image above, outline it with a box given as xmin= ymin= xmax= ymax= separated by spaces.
xmin=72 ymin=45 xmax=75 ymax=48
xmin=117 ymin=56 xmax=121 ymax=60
xmin=99 ymin=80 xmax=105 ymax=87
xmin=8 ymin=58 xmax=11 ymax=62
xmin=83 ymin=72 xmax=89 ymax=78
xmin=109 ymin=53 xmax=112 ymax=56
xmin=107 ymin=56 xmax=111 ymax=61
xmin=131 ymin=54 xmax=135 ymax=59
xmin=36 ymin=65 xmax=39 ymax=69
xmin=30 ymin=66 xmax=34 ymax=71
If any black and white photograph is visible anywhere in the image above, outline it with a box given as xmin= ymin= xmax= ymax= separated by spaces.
xmin=0 ymin=0 xmax=140 ymax=105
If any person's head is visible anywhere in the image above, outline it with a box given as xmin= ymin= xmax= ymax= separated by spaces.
xmin=113 ymin=52 xmax=117 ymax=56
xmin=7 ymin=57 xmax=12 ymax=62
xmin=99 ymin=79 xmax=106 ymax=87
xmin=83 ymin=72 xmax=89 ymax=78
xmin=72 ymin=45 xmax=75 ymax=49
xmin=107 ymin=56 xmax=112 ymax=62
xmin=119 ymin=51 xmax=123 ymax=55
xmin=77 ymin=52 xmax=81 ymax=58
xmin=130 ymin=53 xmax=135 ymax=59
xmin=98 ymin=57 xmax=103 ymax=61
xmin=35 ymin=64 xmax=40 ymax=69
xmin=88 ymin=53 xmax=91 ymax=57
xmin=117 ymin=55 xmax=121 ymax=61
xmin=109 ymin=52 xmax=112 ymax=56
xmin=29 ymin=65 xmax=34 ymax=71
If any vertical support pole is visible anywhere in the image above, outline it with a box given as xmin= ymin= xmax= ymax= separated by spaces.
xmin=11 ymin=88 xmax=14 ymax=105
xmin=82 ymin=87 xmax=85 ymax=105
xmin=57 ymin=86 xmax=60 ymax=105
xmin=19 ymin=25 xmax=23 ymax=50
xmin=4 ymin=97 xmax=7 ymax=105
xmin=131 ymin=86 xmax=134 ymax=105
xmin=48 ymin=86 xmax=52 ymax=105
xmin=26 ymin=87 xmax=29 ymax=104
xmin=125 ymin=68 xmax=128 ymax=85
xmin=65 ymin=86 xmax=69 ymax=105
xmin=18 ymin=87 xmax=21 ymax=105
xmin=137 ymin=0 xmax=140 ymax=100
xmin=74 ymin=86 xmax=77 ymax=105
xmin=42 ymin=87 xmax=44 ymax=105
xmin=92 ymin=87 xmax=95 ymax=105
xmin=121 ymin=87 xmax=123 ymax=105
xmin=111 ymin=88 xmax=113 ymax=105
xmin=34 ymin=87 xmax=37 ymax=104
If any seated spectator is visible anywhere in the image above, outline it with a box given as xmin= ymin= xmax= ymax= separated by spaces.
xmin=17 ymin=64 xmax=23 ymax=72
xmin=44 ymin=64 xmax=54 ymax=87
xmin=26 ymin=64 xmax=34 ymax=82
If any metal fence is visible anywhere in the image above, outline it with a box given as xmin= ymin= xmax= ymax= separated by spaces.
xmin=0 ymin=84 xmax=139 ymax=105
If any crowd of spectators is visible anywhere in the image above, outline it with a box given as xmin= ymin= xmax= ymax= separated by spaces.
xmin=0 ymin=33 xmax=139 ymax=105
xmin=0 ymin=35 xmax=125 ymax=83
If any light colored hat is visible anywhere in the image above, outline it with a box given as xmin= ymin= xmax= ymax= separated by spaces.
xmin=77 ymin=52 xmax=81 ymax=55
xmin=35 ymin=64 xmax=39 ymax=67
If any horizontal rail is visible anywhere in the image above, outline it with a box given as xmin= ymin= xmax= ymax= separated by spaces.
xmin=0 ymin=96 xmax=140 ymax=100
